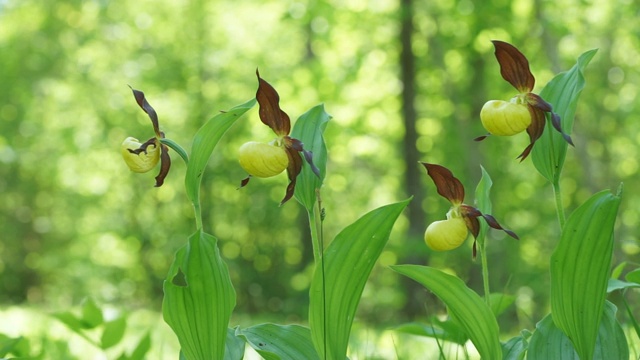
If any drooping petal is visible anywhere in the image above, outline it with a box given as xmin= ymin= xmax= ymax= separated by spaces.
xmin=130 ymin=86 xmax=161 ymax=138
xmin=155 ymin=142 xmax=171 ymax=187
xmin=492 ymin=40 xmax=535 ymax=93
xmin=421 ymin=162 xmax=465 ymax=205
xmin=281 ymin=146 xmax=303 ymax=205
xmin=527 ymin=93 xmax=575 ymax=146
xmin=517 ymin=105 xmax=546 ymax=161
xmin=256 ymin=70 xmax=291 ymax=137
xmin=460 ymin=204 xmax=519 ymax=240
xmin=285 ymin=136 xmax=321 ymax=178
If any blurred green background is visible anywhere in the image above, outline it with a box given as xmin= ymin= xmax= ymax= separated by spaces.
xmin=1 ymin=0 xmax=638 ymax=350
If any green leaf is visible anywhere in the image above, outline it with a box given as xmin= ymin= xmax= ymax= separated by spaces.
xmin=81 ymin=298 xmax=104 ymax=329
xmin=309 ymin=199 xmax=409 ymax=360
xmin=474 ymin=165 xmax=493 ymax=245
xmin=101 ymin=316 xmax=127 ymax=349
xmin=607 ymin=278 xmax=640 ymax=293
xmin=225 ymin=327 xmax=245 ymax=360
xmin=128 ymin=332 xmax=152 ymax=360
xmin=392 ymin=265 xmax=502 ymax=359
xmin=527 ymin=302 xmax=628 ymax=360
xmin=489 ymin=293 xmax=515 ymax=317
xmin=185 ymin=98 xmax=256 ymax=209
xmin=626 ymin=268 xmax=640 ymax=284
xmin=394 ymin=320 xmax=468 ymax=345
xmin=622 ymin=296 xmax=640 ymax=344
xmin=163 ymin=230 xmax=236 ymax=360
xmin=531 ymin=49 xmax=597 ymax=183
xmin=550 ymin=190 xmax=621 ymax=360
xmin=610 ymin=261 xmax=627 ymax=279
xmin=0 ymin=336 xmax=29 ymax=358
xmin=290 ymin=104 xmax=330 ymax=212
xmin=502 ymin=333 xmax=529 ymax=360
xmin=238 ymin=323 xmax=319 ymax=360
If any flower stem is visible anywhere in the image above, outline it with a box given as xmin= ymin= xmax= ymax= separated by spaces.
xmin=478 ymin=237 xmax=491 ymax=308
xmin=193 ymin=201 xmax=203 ymax=230
xmin=552 ymin=180 xmax=566 ymax=230
xmin=308 ymin=190 xmax=327 ymax=359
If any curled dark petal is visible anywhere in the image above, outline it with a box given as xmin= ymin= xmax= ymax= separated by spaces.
xmin=474 ymin=134 xmax=491 ymax=142
xmin=256 ymin=69 xmax=291 ymax=137
xmin=551 ymin=112 xmax=575 ymax=146
xmin=129 ymin=86 xmax=161 ymax=138
xmin=472 ymin=239 xmax=477 ymax=259
xmin=527 ymin=93 xmax=553 ymax=112
xmin=492 ymin=40 xmax=535 ymax=93
xmin=517 ymin=106 xmax=546 ymax=161
xmin=481 ymin=214 xmax=519 ymax=240
xmin=420 ymin=162 xmax=465 ymax=205
xmin=239 ymin=176 xmax=251 ymax=188
xmin=127 ymin=137 xmax=157 ymax=155
xmin=154 ymin=143 xmax=171 ymax=187
xmin=281 ymin=146 xmax=303 ymax=205
xmin=286 ymin=136 xmax=321 ymax=178
xmin=463 ymin=212 xmax=481 ymax=239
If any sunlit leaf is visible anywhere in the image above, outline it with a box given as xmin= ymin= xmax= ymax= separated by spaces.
xmin=128 ymin=332 xmax=152 ymax=360
xmin=163 ymin=230 xmax=236 ymax=360
xmin=0 ymin=335 xmax=29 ymax=358
xmin=309 ymin=199 xmax=409 ymax=360
xmin=527 ymin=302 xmax=628 ymax=360
xmin=392 ymin=265 xmax=502 ymax=359
xmin=238 ymin=323 xmax=319 ymax=360
xmin=550 ymin=189 xmax=621 ymax=359
xmin=492 ymin=40 xmax=535 ymax=93
xmin=531 ymin=49 xmax=597 ymax=183
xmin=101 ymin=316 xmax=127 ymax=349
xmin=185 ymin=99 xmax=256 ymax=210
xmin=81 ymin=298 xmax=103 ymax=329
xmin=291 ymin=104 xmax=330 ymax=211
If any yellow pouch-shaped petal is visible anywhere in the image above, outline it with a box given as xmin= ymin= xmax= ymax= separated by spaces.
xmin=238 ymin=141 xmax=289 ymax=178
xmin=424 ymin=217 xmax=469 ymax=251
xmin=480 ymin=100 xmax=531 ymax=136
xmin=121 ymin=137 xmax=160 ymax=173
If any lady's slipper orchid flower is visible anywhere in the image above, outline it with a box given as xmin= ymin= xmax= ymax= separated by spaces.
xmin=239 ymin=70 xmax=320 ymax=205
xmin=121 ymin=87 xmax=171 ymax=187
xmin=421 ymin=162 xmax=518 ymax=256
xmin=476 ymin=41 xmax=573 ymax=161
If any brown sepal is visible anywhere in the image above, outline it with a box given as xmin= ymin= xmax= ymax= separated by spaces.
xmin=256 ymin=69 xmax=291 ymax=137
xmin=239 ymin=176 xmax=251 ymax=188
xmin=281 ymin=146 xmax=303 ymax=205
xmin=474 ymin=134 xmax=491 ymax=142
xmin=492 ymin=40 xmax=535 ymax=93
xmin=421 ymin=162 xmax=465 ymax=205
xmin=461 ymin=205 xmax=519 ymax=240
xmin=286 ymin=136 xmax=321 ymax=178
xmin=130 ymin=86 xmax=161 ymax=138
xmin=155 ymin=142 xmax=171 ymax=187
xmin=527 ymin=93 xmax=574 ymax=147
xmin=517 ymin=105 xmax=546 ymax=161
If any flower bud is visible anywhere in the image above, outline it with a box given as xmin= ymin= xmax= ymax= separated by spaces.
xmin=424 ymin=217 xmax=469 ymax=251
xmin=480 ymin=100 xmax=531 ymax=136
xmin=121 ymin=137 xmax=160 ymax=173
xmin=238 ymin=141 xmax=289 ymax=178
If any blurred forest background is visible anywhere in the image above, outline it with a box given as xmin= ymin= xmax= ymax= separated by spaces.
xmin=1 ymin=0 xmax=639 ymax=354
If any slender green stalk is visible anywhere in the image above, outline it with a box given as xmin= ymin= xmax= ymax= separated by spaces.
xmin=193 ymin=201 xmax=203 ymax=230
xmin=478 ymin=236 xmax=491 ymax=309
xmin=309 ymin=189 xmax=327 ymax=359
xmin=552 ymin=180 xmax=566 ymax=230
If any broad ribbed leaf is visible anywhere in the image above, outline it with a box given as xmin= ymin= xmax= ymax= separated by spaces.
xmin=291 ymin=104 xmax=330 ymax=211
xmin=238 ymin=324 xmax=319 ymax=360
xmin=531 ymin=50 xmax=597 ymax=182
xmin=163 ymin=230 xmax=236 ymax=360
xmin=550 ymin=190 xmax=621 ymax=359
xmin=528 ymin=302 xmax=628 ymax=360
xmin=392 ymin=265 xmax=502 ymax=359
xmin=185 ymin=99 xmax=256 ymax=207
xmin=309 ymin=199 xmax=409 ymax=360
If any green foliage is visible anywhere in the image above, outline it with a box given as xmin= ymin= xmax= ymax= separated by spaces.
xmin=237 ymin=323 xmax=318 ymax=360
xmin=309 ymin=199 xmax=409 ymax=360
xmin=550 ymin=189 xmax=622 ymax=359
xmin=162 ymin=230 xmax=236 ymax=360
xmin=392 ymin=265 xmax=503 ymax=359
xmin=531 ymin=49 xmax=598 ymax=183
xmin=224 ymin=328 xmax=246 ymax=360
xmin=527 ymin=302 xmax=628 ymax=360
